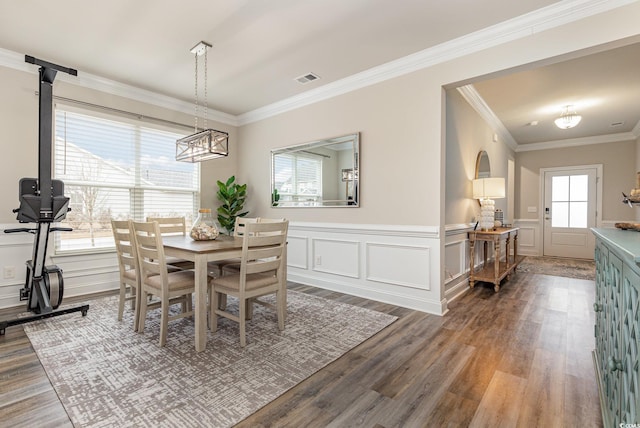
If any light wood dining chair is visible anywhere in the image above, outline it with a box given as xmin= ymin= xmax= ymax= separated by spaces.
xmin=207 ymin=216 xmax=258 ymax=277
xmin=111 ymin=219 xmax=142 ymax=331
xmin=208 ymin=220 xmax=289 ymax=347
xmin=132 ymin=221 xmax=197 ymax=347
xmin=146 ymin=216 xmax=194 ymax=270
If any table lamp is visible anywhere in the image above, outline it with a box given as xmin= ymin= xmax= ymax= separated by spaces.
xmin=473 ymin=177 xmax=505 ymax=230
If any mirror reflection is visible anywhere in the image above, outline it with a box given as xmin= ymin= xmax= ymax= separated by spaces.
xmin=271 ymin=133 xmax=359 ymax=207
xmin=476 ymin=150 xmax=490 ymax=178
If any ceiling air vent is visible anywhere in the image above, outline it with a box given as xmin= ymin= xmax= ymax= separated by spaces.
xmin=610 ymin=121 xmax=625 ymax=127
xmin=295 ymin=72 xmax=320 ymax=84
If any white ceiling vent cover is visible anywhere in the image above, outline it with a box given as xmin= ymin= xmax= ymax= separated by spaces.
xmin=295 ymin=72 xmax=320 ymax=84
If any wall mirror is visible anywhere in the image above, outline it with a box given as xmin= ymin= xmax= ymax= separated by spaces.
xmin=475 ymin=150 xmax=490 ymax=179
xmin=271 ymin=133 xmax=359 ymax=207
xmin=474 ymin=150 xmax=490 ymax=206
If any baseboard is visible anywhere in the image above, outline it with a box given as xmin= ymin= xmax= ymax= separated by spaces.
xmin=288 ymin=272 xmax=447 ymax=315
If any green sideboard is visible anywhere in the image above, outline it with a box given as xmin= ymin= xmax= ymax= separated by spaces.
xmin=592 ymin=228 xmax=640 ymax=427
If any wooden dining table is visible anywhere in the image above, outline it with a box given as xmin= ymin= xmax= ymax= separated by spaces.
xmin=162 ymin=234 xmax=244 ymax=352
xmin=162 ymin=234 xmax=288 ymax=352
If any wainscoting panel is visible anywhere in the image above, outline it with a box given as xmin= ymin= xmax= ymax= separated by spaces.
xmin=444 ymin=225 xmax=472 ymax=302
xmin=312 ymin=238 xmax=360 ymax=278
xmin=287 ymin=235 xmax=308 ymax=270
xmin=366 ymin=243 xmax=430 ymax=290
xmin=514 ymin=219 xmax=540 ymax=256
xmin=287 ymin=222 xmax=444 ymax=315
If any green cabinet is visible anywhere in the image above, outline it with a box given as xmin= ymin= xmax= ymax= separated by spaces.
xmin=593 ymin=229 xmax=640 ymax=427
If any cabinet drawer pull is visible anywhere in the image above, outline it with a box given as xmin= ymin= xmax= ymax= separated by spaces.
xmin=608 ymin=356 xmax=623 ymax=372
xmin=593 ymin=303 xmax=603 ymax=312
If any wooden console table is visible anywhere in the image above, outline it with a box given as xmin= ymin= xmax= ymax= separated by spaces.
xmin=468 ymin=227 xmax=523 ymax=291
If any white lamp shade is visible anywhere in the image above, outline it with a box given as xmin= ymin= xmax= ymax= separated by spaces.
xmin=472 ymin=177 xmax=505 ymax=199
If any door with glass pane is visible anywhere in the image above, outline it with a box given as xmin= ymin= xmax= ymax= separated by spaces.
xmin=543 ymin=167 xmax=597 ymax=259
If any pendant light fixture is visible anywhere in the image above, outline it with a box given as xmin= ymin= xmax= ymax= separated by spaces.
xmin=554 ymin=105 xmax=582 ymax=129
xmin=176 ymin=41 xmax=229 ymax=162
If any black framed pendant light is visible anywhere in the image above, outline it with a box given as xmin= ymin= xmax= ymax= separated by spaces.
xmin=176 ymin=41 xmax=229 ymax=162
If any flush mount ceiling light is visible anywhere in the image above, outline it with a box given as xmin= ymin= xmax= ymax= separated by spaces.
xmin=176 ymin=41 xmax=229 ymax=163
xmin=554 ymin=105 xmax=582 ymax=129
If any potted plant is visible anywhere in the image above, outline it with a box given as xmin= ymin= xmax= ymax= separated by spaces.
xmin=216 ymin=176 xmax=248 ymax=234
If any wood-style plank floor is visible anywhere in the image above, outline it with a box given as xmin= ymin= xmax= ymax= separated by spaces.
xmin=0 ymin=271 xmax=602 ymax=427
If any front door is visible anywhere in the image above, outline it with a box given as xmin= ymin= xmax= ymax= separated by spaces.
xmin=543 ymin=166 xmax=598 ymax=259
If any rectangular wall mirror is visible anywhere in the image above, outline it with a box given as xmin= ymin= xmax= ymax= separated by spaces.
xmin=271 ymin=133 xmax=359 ymax=207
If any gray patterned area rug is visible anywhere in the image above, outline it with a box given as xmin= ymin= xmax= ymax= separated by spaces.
xmin=518 ymin=256 xmax=595 ymax=280
xmin=23 ymin=290 xmax=397 ymax=427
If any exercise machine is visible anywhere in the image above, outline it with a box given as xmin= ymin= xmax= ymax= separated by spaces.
xmin=0 ymin=55 xmax=89 ymax=335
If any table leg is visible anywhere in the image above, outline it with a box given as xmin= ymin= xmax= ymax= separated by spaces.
xmin=513 ymin=231 xmax=519 ymax=271
xmin=283 ymin=241 xmax=288 ymax=319
xmin=494 ymin=237 xmax=501 ymax=292
xmin=195 ymin=253 xmax=208 ymax=352
xmin=469 ymin=237 xmax=476 ymax=288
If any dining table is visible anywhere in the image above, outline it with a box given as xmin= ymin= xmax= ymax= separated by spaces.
xmin=162 ymin=234 xmax=287 ymax=352
xmin=163 ymin=234 xmax=243 ymax=352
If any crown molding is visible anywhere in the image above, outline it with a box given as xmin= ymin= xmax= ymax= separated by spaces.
xmin=456 ymin=85 xmax=518 ymax=151
xmin=0 ymin=0 xmax=635 ymax=128
xmin=515 ymin=131 xmax=638 ymax=152
xmin=237 ymin=0 xmax=637 ymax=125
xmin=0 ymin=47 xmax=238 ymax=127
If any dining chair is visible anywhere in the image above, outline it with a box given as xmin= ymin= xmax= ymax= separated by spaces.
xmin=207 ymin=216 xmax=258 ymax=277
xmin=111 ymin=219 xmax=142 ymax=331
xmin=132 ymin=220 xmax=197 ymax=347
xmin=146 ymin=216 xmax=194 ymax=270
xmin=208 ymin=220 xmax=289 ymax=347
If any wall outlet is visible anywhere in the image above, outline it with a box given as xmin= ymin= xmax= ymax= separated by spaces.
xmin=3 ymin=266 xmax=16 ymax=279
xmin=315 ymin=255 xmax=322 ymax=266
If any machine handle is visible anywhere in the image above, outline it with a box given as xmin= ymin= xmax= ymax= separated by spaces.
xmin=4 ymin=227 xmax=35 ymax=234
xmin=4 ymin=227 xmax=73 ymax=234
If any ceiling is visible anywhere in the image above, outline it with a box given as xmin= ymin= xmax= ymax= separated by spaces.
xmin=471 ymin=41 xmax=640 ymax=148
xmin=0 ymin=1 xmax=638 ymax=148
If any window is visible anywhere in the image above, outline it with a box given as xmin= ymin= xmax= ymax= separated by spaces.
xmin=54 ymin=106 xmax=199 ymax=252
xmin=551 ymin=174 xmax=588 ymax=228
xmin=272 ymin=152 xmax=322 ymax=204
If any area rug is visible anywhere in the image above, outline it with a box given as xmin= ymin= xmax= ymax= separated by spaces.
xmin=518 ymin=256 xmax=595 ymax=280
xmin=23 ymin=291 xmax=397 ymax=427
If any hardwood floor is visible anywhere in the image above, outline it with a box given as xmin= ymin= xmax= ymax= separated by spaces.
xmin=0 ymin=272 xmax=602 ymax=427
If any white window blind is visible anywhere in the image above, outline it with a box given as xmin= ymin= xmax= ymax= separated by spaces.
xmin=53 ymin=107 xmax=199 ymax=252
xmin=273 ymin=153 xmax=322 ymax=203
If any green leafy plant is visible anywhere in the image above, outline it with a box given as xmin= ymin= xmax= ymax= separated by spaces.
xmin=272 ymin=188 xmax=280 ymax=207
xmin=216 ymin=176 xmax=248 ymax=234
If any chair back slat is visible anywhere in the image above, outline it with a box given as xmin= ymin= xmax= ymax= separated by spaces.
xmin=111 ymin=220 xmax=138 ymax=272
xmin=146 ymin=216 xmax=187 ymax=236
xmin=234 ymin=217 xmax=259 ymax=237
xmin=132 ymin=221 xmax=167 ymax=279
xmin=239 ymin=221 xmax=288 ymax=286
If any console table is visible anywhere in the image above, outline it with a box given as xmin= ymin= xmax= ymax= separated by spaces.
xmin=468 ymin=227 xmax=522 ymax=291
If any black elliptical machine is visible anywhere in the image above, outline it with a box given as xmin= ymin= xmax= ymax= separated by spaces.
xmin=0 ymin=56 xmax=89 ymax=335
